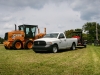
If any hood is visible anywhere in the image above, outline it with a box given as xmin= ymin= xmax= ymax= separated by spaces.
xmin=34 ymin=38 xmax=58 ymax=42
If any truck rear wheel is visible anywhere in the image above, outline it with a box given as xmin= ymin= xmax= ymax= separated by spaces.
xmin=70 ymin=43 xmax=76 ymax=50
xmin=52 ymin=45 xmax=58 ymax=53
xmin=12 ymin=40 xmax=22 ymax=50
xmin=24 ymin=40 xmax=33 ymax=49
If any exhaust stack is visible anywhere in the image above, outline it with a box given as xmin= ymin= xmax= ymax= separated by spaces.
xmin=38 ymin=28 xmax=40 ymax=34
xmin=38 ymin=28 xmax=46 ymax=34
xmin=15 ymin=24 xmax=17 ymax=31
xmin=44 ymin=28 xmax=46 ymax=34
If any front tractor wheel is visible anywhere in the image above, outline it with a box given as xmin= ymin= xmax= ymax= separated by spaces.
xmin=24 ymin=40 xmax=33 ymax=49
xmin=12 ymin=40 xmax=22 ymax=50
xmin=4 ymin=46 xmax=9 ymax=50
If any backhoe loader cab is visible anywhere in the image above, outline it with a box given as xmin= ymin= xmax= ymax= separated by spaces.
xmin=3 ymin=24 xmax=46 ymax=50
xmin=18 ymin=25 xmax=38 ymax=39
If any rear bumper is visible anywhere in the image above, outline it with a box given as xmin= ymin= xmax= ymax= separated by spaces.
xmin=32 ymin=45 xmax=53 ymax=52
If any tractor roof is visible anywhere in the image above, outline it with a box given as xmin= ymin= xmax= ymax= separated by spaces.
xmin=18 ymin=24 xmax=38 ymax=27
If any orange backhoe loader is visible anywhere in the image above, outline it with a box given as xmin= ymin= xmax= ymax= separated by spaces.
xmin=3 ymin=24 xmax=46 ymax=50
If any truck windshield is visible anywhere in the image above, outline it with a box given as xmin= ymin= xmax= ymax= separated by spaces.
xmin=44 ymin=33 xmax=58 ymax=38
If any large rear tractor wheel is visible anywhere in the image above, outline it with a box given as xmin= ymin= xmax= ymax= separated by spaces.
xmin=24 ymin=40 xmax=33 ymax=49
xmin=12 ymin=40 xmax=22 ymax=50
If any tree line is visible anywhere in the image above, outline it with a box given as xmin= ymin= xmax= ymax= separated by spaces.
xmin=0 ymin=37 xmax=4 ymax=44
xmin=64 ymin=22 xmax=100 ymax=44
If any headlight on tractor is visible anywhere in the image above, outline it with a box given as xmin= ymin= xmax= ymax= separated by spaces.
xmin=46 ymin=42 xmax=52 ymax=45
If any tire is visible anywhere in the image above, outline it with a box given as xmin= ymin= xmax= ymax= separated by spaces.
xmin=52 ymin=45 xmax=58 ymax=53
xmin=84 ymin=45 xmax=87 ymax=48
xmin=12 ymin=40 xmax=22 ymax=50
xmin=70 ymin=43 xmax=76 ymax=50
xmin=24 ymin=40 xmax=33 ymax=49
xmin=4 ymin=46 xmax=9 ymax=50
xmin=34 ymin=51 xmax=39 ymax=53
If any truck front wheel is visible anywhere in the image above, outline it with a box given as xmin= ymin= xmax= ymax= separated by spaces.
xmin=52 ymin=45 xmax=58 ymax=53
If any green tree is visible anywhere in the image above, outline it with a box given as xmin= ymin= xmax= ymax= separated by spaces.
xmin=82 ymin=22 xmax=100 ymax=42
xmin=64 ymin=29 xmax=74 ymax=38
xmin=64 ymin=28 xmax=83 ymax=38
xmin=0 ymin=37 xmax=4 ymax=44
xmin=75 ymin=28 xmax=82 ymax=32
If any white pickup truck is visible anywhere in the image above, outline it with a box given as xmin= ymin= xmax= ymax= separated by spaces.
xmin=33 ymin=32 xmax=78 ymax=53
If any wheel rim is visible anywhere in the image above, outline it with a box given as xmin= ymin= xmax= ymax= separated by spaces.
xmin=27 ymin=42 xmax=33 ymax=49
xmin=53 ymin=47 xmax=57 ymax=53
xmin=15 ymin=42 xmax=21 ymax=49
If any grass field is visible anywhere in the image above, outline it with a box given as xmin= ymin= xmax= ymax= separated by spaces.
xmin=0 ymin=45 xmax=100 ymax=75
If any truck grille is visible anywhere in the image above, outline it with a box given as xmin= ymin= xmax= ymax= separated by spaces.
xmin=34 ymin=41 xmax=46 ymax=46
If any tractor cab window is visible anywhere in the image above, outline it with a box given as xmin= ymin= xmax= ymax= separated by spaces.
xmin=31 ymin=27 xmax=36 ymax=37
xmin=26 ymin=28 xmax=30 ymax=34
xmin=25 ymin=26 xmax=37 ymax=38
xmin=18 ymin=25 xmax=37 ymax=38
xmin=19 ymin=26 xmax=24 ymax=31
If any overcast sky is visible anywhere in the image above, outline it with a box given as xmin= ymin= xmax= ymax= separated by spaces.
xmin=0 ymin=0 xmax=100 ymax=38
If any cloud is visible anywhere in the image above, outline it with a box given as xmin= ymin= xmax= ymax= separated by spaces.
xmin=69 ymin=0 xmax=100 ymax=20
xmin=0 ymin=0 xmax=100 ymax=38
xmin=0 ymin=0 xmax=68 ymax=11
xmin=0 ymin=1 xmax=81 ymax=37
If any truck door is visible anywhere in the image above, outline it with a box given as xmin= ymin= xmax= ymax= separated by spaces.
xmin=58 ymin=33 xmax=67 ymax=49
xmin=65 ymin=38 xmax=71 ymax=48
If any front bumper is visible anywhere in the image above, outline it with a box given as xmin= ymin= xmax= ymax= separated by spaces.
xmin=32 ymin=45 xmax=53 ymax=52
xmin=3 ymin=41 xmax=11 ymax=48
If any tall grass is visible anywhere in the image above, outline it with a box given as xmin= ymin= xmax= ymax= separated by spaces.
xmin=0 ymin=45 xmax=100 ymax=75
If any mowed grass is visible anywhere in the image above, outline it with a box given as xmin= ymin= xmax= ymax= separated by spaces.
xmin=0 ymin=45 xmax=100 ymax=75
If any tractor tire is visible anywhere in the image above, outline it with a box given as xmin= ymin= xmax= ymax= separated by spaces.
xmin=24 ymin=40 xmax=33 ymax=49
xmin=12 ymin=40 xmax=22 ymax=50
xmin=4 ymin=46 xmax=9 ymax=50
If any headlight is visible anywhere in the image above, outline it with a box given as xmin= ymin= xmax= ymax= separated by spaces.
xmin=46 ymin=42 xmax=52 ymax=45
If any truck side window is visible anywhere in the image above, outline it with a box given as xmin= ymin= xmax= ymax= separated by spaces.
xmin=59 ymin=33 xmax=65 ymax=39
